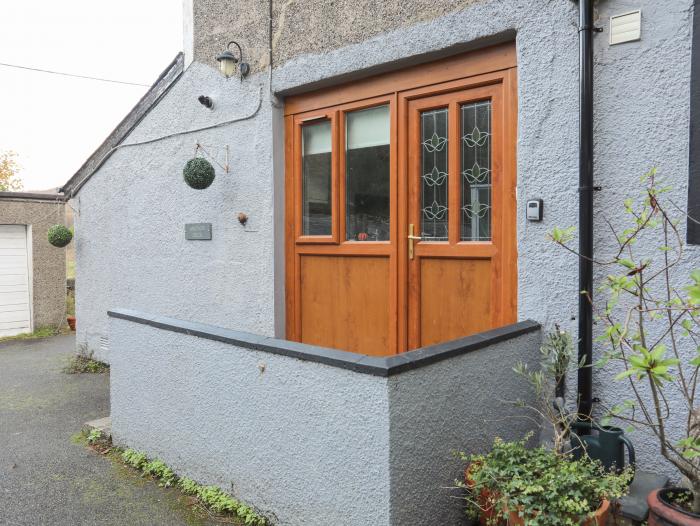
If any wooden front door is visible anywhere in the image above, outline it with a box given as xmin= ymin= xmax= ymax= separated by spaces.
xmin=404 ymin=83 xmax=516 ymax=349
xmin=285 ymin=44 xmax=518 ymax=355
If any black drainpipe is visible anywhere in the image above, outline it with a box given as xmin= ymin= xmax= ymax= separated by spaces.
xmin=576 ymin=0 xmax=597 ymax=419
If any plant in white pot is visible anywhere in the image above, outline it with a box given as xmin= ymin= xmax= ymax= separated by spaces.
xmin=550 ymin=169 xmax=700 ymax=524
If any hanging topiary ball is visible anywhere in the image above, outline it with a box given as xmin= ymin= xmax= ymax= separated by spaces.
xmin=48 ymin=225 xmax=73 ymax=248
xmin=183 ymin=157 xmax=215 ymax=189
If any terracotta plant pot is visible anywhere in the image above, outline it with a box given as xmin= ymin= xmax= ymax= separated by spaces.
xmin=648 ymin=488 xmax=700 ymax=525
xmin=464 ymin=465 xmax=505 ymax=526
xmin=506 ymin=499 xmax=610 ymax=526
xmin=67 ymin=316 xmax=76 ymax=331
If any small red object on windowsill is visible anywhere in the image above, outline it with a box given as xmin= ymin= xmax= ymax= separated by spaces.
xmin=356 ymin=232 xmax=369 ymax=241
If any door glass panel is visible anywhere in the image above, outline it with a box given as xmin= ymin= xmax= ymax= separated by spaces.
xmin=346 ymin=105 xmax=390 ymax=241
xmin=302 ymin=120 xmax=332 ymax=236
xmin=460 ymin=101 xmax=491 ymax=241
xmin=420 ymin=108 xmax=449 ymax=241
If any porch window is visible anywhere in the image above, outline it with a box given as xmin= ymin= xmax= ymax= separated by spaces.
xmin=302 ymin=120 xmax=332 ymax=236
xmin=345 ymin=105 xmax=391 ymax=241
xmin=285 ymin=43 xmax=518 ymax=355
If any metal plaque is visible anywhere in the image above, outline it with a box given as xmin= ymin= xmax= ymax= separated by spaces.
xmin=185 ymin=223 xmax=212 ymax=240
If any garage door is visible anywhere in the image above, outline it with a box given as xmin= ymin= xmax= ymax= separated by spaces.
xmin=0 ymin=225 xmax=31 ymax=337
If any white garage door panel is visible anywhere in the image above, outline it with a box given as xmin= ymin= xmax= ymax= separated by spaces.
xmin=0 ymin=275 xmax=27 ymax=286
xmin=0 ymin=239 xmax=26 ymax=248
xmin=0 ymin=290 xmax=29 ymax=303
xmin=0 ymin=225 xmax=31 ymax=336
xmin=0 ymin=257 xmax=28 ymax=270
xmin=0 ymin=248 xmax=29 ymax=256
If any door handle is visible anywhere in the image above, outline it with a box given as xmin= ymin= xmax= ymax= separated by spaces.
xmin=408 ymin=224 xmax=422 ymax=260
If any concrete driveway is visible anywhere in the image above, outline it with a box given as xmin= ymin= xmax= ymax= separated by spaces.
xmin=0 ymin=334 xmax=216 ymax=526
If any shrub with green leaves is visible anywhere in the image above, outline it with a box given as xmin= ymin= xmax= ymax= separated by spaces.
xmin=460 ymin=436 xmax=631 ymax=526
xmin=47 ymin=224 xmax=72 ymax=247
xmin=549 ymin=169 xmax=700 ymax=512
xmin=183 ymin=157 xmax=215 ymax=189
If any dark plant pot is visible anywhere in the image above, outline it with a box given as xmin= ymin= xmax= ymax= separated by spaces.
xmin=648 ymin=488 xmax=700 ymax=525
xmin=507 ymin=499 xmax=609 ymax=526
xmin=67 ymin=316 xmax=76 ymax=331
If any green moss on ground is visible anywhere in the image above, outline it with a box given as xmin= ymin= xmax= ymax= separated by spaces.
xmin=0 ymin=326 xmax=66 ymax=344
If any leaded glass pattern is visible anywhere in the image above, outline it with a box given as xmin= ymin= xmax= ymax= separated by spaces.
xmin=460 ymin=101 xmax=491 ymax=241
xmin=421 ymin=108 xmax=449 ymax=241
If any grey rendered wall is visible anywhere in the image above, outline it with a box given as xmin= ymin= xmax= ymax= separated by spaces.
xmin=388 ymin=329 xmax=542 ymax=525
xmin=591 ymin=0 xmax=700 ymax=480
xmin=72 ymin=64 xmax=276 ymax=363
xmin=0 ymin=198 xmax=66 ymax=329
xmin=76 ymin=0 xmax=699 ymax=480
xmin=109 ymin=315 xmax=391 ymax=526
xmin=109 ymin=314 xmax=541 ymax=525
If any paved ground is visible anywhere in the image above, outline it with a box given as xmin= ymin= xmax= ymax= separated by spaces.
xmin=0 ymin=334 xmax=217 ymax=526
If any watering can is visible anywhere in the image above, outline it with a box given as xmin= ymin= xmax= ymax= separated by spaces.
xmin=570 ymin=422 xmax=636 ymax=473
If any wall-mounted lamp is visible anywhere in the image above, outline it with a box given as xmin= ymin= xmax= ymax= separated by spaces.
xmin=216 ymin=41 xmax=250 ymax=79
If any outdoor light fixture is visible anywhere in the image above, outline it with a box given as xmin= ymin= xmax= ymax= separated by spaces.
xmin=216 ymin=41 xmax=250 ymax=79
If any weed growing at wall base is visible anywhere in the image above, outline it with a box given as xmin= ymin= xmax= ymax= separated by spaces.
xmin=63 ymin=345 xmax=109 ymax=374
xmin=120 ymin=446 xmax=268 ymax=525
xmin=77 ymin=428 xmax=269 ymax=525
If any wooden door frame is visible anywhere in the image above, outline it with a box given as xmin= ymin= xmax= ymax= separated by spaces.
xmin=284 ymin=43 xmax=518 ymax=352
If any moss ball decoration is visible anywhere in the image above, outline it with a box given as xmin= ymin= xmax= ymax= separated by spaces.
xmin=183 ymin=157 xmax=215 ymax=189
xmin=48 ymin=225 xmax=73 ymax=248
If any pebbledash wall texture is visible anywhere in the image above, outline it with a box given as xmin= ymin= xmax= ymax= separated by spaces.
xmin=69 ymin=0 xmax=700 ymax=491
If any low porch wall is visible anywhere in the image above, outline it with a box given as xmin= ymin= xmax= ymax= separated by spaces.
xmin=108 ymin=309 xmax=541 ymax=526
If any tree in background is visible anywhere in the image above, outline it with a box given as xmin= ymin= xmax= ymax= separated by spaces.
xmin=0 ymin=151 xmax=23 ymax=191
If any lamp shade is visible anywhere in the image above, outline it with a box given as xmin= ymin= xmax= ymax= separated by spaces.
xmin=216 ymin=50 xmax=239 ymax=78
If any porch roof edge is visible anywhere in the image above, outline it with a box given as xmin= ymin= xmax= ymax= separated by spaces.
xmin=108 ymin=308 xmax=540 ymax=377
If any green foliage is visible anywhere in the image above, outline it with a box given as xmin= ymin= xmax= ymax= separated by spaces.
xmin=550 ymin=169 xmax=700 ymax=509
xmin=183 ymin=157 xmax=215 ymax=190
xmin=64 ymin=345 xmax=109 ymax=374
xmin=142 ymin=459 xmax=177 ymax=487
xmin=460 ymin=436 xmax=632 ymax=526
xmin=47 ymin=224 xmax=73 ymax=248
xmin=120 ymin=449 xmax=267 ymax=524
xmin=121 ymin=449 xmax=148 ymax=470
xmin=513 ymin=327 xmax=579 ymax=455
xmin=614 ymin=344 xmax=679 ymax=385
xmin=87 ymin=429 xmax=103 ymax=445
xmin=548 ymin=226 xmax=576 ymax=244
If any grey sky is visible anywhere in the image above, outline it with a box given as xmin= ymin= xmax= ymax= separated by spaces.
xmin=0 ymin=1 xmax=183 ymax=191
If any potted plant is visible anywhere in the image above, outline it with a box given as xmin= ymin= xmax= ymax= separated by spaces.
xmin=460 ymin=436 xmax=630 ymax=525
xmin=550 ymin=169 xmax=700 ymax=523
